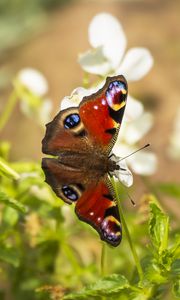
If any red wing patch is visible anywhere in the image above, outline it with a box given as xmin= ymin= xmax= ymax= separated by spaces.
xmin=75 ymin=178 xmax=122 ymax=247
xmin=79 ymin=75 xmax=128 ymax=151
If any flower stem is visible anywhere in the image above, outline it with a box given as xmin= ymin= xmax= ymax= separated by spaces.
xmin=111 ymin=178 xmax=143 ymax=281
xmin=82 ymin=72 xmax=89 ymax=88
xmin=0 ymin=90 xmax=18 ymax=132
xmin=0 ymin=157 xmax=20 ymax=180
xmin=100 ymin=242 xmax=106 ymax=277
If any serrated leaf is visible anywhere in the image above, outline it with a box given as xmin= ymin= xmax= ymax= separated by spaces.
xmin=145 ymin=260 xmax=168 ymax=284
xmin=173 ymin=279 xmax=180 ymax=298
xmin=171 ymin=259 xmax=180 ymax=276
xmin=63 ymin=274 xmax=129 ymax=299
xmin=155 ymin=183 xmax=180 ymax=199
xmin=149 ymin=202 xmax=169 ymax=255
xmin=0 ymin=190 xmax=27 ymax=213
xmin=0 ymin=245 xmax=20 ymax=267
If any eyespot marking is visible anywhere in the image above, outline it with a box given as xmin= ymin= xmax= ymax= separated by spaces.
xmin=106 ymin=80 xmax=127 ymax=111
xmin=60 ymin=109 xmax=85 ymax=135
xmin=61 ymin=184 xmax=82 ymax=203
xmin=64 ymin=113 xmax=80 ymax=129
xmin=101 ymin=216 xmax=121 ymax=244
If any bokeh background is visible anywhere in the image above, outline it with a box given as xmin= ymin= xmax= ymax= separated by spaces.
xmin=1 ymin=0 xmax=180 ymax=212
xmin=0 ymin=1 xmax=180 ymax=299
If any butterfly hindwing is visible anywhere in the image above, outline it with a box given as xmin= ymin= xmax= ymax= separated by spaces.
xmin=75 ymin=177 xmax=122 ymax=246
xmin=42 ymin=157 xmax=87 ymax=204
xmin=42 ymin=158 xmax=121 ymax=246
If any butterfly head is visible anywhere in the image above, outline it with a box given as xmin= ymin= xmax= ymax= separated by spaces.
xmin=108 ymin=153 xmax=133 ymax=188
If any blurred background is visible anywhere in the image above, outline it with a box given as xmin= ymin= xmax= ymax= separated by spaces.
xmin=0 ymin=1 xmax=180 ymax=299
xmin=1 ymin=0 xmax=180 ymax=208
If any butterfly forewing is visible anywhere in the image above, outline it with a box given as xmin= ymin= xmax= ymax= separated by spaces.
xmin=79 ymin=75 xmax=128 ymax=153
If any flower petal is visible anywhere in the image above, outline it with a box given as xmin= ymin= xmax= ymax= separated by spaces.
xmin=112 ymin=143 xmax=157 ymax=176
xmin=167 ymin=106 xmax=180 ymax=160
xmin=38 ymin=99 xmax=52 ymax=125
xmin=78 ymin=47 xmax=112 ymax=75
xmin=88 ymin=13 xmax=127 ymax=70
xmin=128 ymin=150 xmax=157 ymax=175
xmin=115 ymin=159 xmax=133 ymax=187
xmin=60 ymin=86 xmax=95 ymax=110
xmin=124 ymin=95 xmax=144 ymax=122
xmin=122 ymin=112 xmax=154 ymax=145
xmin=117 ymin=47 xmax=153 ymax=81
xmin=17 ymin=68 xmax=48 ymax=96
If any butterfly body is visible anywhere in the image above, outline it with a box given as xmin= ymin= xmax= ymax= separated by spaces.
xmin=42 ymin=75 xmax=128 ymax=246
xmin=57 ymin=148 xmax=119 ymax=174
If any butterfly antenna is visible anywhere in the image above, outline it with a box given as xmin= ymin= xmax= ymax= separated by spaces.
xmin=119 ymin=143 xmax=150 ymax=162
xmin=121 ymin=184 xmax=136 ymax=206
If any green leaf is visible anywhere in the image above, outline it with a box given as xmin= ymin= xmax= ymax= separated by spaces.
xmin=145 ymin=260 xmax=168 ymax=284
xmin=0 ymin=157 xmax=20 ymax=180
xmin=155 ymin=183 xmax=180 ymax=199
xmin=149 ymin=201 xmax=169 ymax=255
xmin=171 ymin=259 xmax=180 ymax=276
xmin=0 ymin=189 xmax=27 ymax=213
xmin=63 ymin=274 xmax=129 ymax=299
xmin=173 ymin=279 xmax=180 ymax=298
xmin=0 ymin=245 xmax=20 ymax=267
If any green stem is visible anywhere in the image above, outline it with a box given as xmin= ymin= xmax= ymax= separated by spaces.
xmin=100 ymin=242 xmax=106 ymax=277
xmin=0 ymin=157 xmax=20 ymax=180
xmin=0 ymin=90 xmax=18 ymax=132
xmin=111 ymin=178 xmax=143 ymax=281
xmin=82 ymin=72 xmax=89 ymax=88
xmin=62 ymin=242 xmax=81 ymax=275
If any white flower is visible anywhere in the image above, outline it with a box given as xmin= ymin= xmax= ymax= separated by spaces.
xmin=167 ymin=106 xmax=180 ymax=160
xmin=114 ymin=158 xmax=133 ymax=187
xmin=113 ymin=143 xmax=157 ymax=176
xmin=61 ymin=87 xmax=94 ymax=110
xmin=16 ymin=68 xmax=52 ymax=126
xmin=113 ymin=102 xmax=157 ymax=176
xmin=78 ymin=13 xmax=153 ymax=80
xmin=60 ymin=13 xmax=156 ymax=176
xmin=60 ymin=86 xmax=157 ymax=176
xmin=17 ymin=68 xmax=48 ymax=96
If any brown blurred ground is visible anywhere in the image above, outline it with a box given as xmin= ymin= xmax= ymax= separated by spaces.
xmin=1 ymin=0 xmax=180 ymax=192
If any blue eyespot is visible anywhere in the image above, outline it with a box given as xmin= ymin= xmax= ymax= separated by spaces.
xmin=108 ymin=81 xmax=126 ymax=91
xmin=64 ymin=113 xmax=80 ymax=129
xmin=62 ymin=185 xmax=78 ymax=201
xmin=106 ymin=81 xmax=127 ymax=108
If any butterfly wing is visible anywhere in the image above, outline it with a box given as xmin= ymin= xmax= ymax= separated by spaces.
xmin=42 ymin=107 xmax=89 ymax=156
xmin=42 ymin=158 xmax=121 ymax=246
xmin=42 ymin=75 xmax=127 ymax=246
xmin=75 ymin=177 xmax=122 ymax=246
xmin=42 ymin=75 xmax=128 ymax=156
xmin=79 ymin=75 xmax=128 ymax=153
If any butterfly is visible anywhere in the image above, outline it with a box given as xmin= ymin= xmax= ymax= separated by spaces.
xmin=42 ymin=75 xmax=130 ymax=247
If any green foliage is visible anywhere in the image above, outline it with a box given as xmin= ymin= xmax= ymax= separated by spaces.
xmin=0 ymin=0 xmax=72 ymax=58
xmin=62 ymin=197 xmax=180 ymax=300
xmin=64 ymin=274 xmax=129 ymax=299
xmin=154 ymin=183 xmax=180 ymax=199
xmin=149 ymin=200 xmax=169 ymax=255
xmin=0 ymin=81 xmax=179 ymax=300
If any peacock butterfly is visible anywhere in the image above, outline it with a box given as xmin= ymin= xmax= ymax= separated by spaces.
xmin=42 ymin=75 xmax=128 ymax=247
